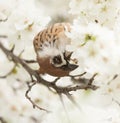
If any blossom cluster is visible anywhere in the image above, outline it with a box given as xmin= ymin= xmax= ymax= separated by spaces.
xmin=67 ymin=0 xmax=120 ymax=123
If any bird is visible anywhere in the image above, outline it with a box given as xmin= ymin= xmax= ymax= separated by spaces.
xmin=33 ymin=23 xmax=78 ymax=77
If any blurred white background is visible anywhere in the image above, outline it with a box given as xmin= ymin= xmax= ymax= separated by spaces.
xmin=0 ymin=0 xmax=120 ymax=123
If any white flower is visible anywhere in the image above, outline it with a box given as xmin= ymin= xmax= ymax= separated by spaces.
xmin=0 ymin=0 xmax=51 ymax=55
xmin=69 ymin=0 xmax=120 ymax=29
xmin=66 ymin=22 xmax=120 ymax=78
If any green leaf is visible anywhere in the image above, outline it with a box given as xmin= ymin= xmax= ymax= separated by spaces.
xmin=12 ymin=68 xmax=17 ymax=74
xmin=80 ymin=34 xmax=96 ymax=46
xmin=83 ymin=89 xmax=92 ymax=96
xmin=85 ymin=34 xmax=96 ymax=42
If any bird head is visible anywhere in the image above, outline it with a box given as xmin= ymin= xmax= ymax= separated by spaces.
xmin=37 ymin=50 xmax=78 ymax=77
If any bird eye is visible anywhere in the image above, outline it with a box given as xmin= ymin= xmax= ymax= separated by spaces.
xmin=53 ymin=55 xmax=62 ymax=64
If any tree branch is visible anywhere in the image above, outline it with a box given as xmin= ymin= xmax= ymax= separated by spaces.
xmin=25 ymin=81 xmax=50 ymax=112
xmin=0 ymin=41 xmax=98 ymax=111
xmin=0 ymin=17 xmax=8 ymax=23
xmin=0 ymin=117 xmax=7 ymax=123
xmin=0 ymin=35 xmax=8 ymax=38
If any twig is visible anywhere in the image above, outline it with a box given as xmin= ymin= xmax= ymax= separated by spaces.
xmin=69 ymin=72 xmax=87 ymax=77
xmin=0 ymin=35 xmax=8 ymax=38
xmin=0 ymin=117 xmax=7 ymax=123
xmin=107 ymin=74 xmax=118 ymax=85
xmin=112 ymin=98 xmax=120 ymax=107
xmin=0 ymin=17 xmax=8 ymax=22
xmin=0 ymin=64 xmax=17 ymax=78
xmin=52 ymin=77 xmax=60 ymax=84
xmin=25 ymin=81 xmax=50 ymax=112
xmin=88 ymin=73 xmax=98 ymax=85
xmin=71 ymin=73 xmax=98 ymax=87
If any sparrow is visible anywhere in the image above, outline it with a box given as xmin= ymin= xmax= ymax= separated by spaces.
xmin=33 ymin=23 xmax=78 ymax=77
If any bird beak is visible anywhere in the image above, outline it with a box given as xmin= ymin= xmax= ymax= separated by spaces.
xmin=67 ymin=63 xmax=78 ymax=71
xmin=61 ymin=63 xmax=78 ymax=71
